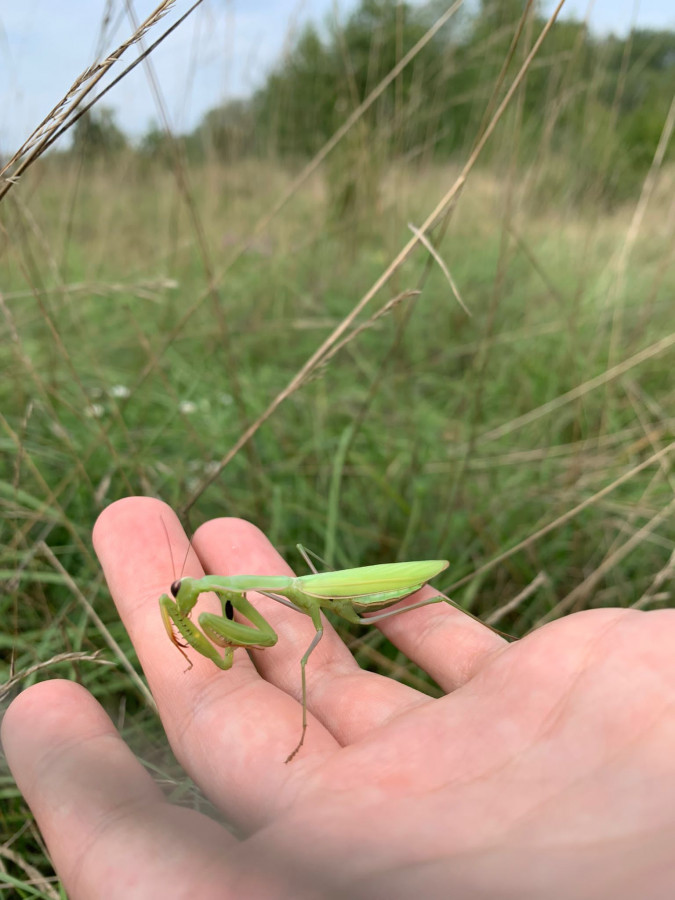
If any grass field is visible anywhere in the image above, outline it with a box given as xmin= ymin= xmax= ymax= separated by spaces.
xmin=1 ymin=4 xmax=675 ymax=894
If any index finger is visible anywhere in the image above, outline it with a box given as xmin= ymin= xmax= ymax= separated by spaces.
xmin=92 ymin=496 xmax=338 ymax=830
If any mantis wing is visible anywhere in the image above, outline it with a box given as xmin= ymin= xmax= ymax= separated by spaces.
xmin=299 ymin=560 xmax=448 ymax=599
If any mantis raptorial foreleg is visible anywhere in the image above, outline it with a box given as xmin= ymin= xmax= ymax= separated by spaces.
xmin=159 ymin=582 xmax=278 ymax=670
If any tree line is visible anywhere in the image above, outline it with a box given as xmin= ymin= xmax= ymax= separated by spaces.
xmin=71 ymin=0 xmax=675 ymax=203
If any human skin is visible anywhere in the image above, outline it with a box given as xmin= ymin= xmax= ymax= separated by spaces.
xmin=4 ymin=495 xmax=675 ymax=899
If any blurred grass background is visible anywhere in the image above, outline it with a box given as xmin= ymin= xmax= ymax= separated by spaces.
xmin=1 ymin=0 xmax=674 ymax=893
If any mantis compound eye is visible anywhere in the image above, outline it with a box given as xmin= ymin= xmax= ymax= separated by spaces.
xmin=170 ymin=579 xmax=182 ymax=597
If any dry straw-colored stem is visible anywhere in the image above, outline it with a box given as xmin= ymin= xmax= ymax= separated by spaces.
xmin=633 ymin=546 xmax=675 ymax=610
xmin=444 ymin=442 xmax=675 ymax=597
xmin=38 ymin=542 xmax=157 ymax=712
xmin=0 ymin=1 xmax=181 ymax=201
xmin=478 ymin=331 xmax=675 ymax=445
xmin=536 ymin=496 xmax=675 ymax=625
xmin=0 ymin=846 xmax=60 ymax=900
xmin=181 ymin=0 xmax=568 ymax=514
xmin=485 ymin=571 xmax=550 ymax=626
xmin=0 ymin=651 xmax=111 ymax=703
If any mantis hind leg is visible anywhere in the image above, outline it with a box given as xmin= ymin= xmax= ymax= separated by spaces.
xmin=353 ymin=593 xmax=446 ymax=624
xmin=353 ymin=593 xmax=513 ymax=639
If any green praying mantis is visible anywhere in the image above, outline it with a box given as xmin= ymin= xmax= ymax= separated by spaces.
xmin=159 ymin=551 xmax=450 ymax=762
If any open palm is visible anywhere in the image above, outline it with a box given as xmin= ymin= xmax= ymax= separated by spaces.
xmin=5 ymin=496 xmax=675 ymax=899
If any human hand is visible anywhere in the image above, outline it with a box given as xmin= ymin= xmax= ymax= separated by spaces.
xmin=4 ymin=496 xmax=675 ymax=899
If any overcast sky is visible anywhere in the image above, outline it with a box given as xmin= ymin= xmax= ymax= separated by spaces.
xmin=1 ymin=0 xmax=673 ymax=155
